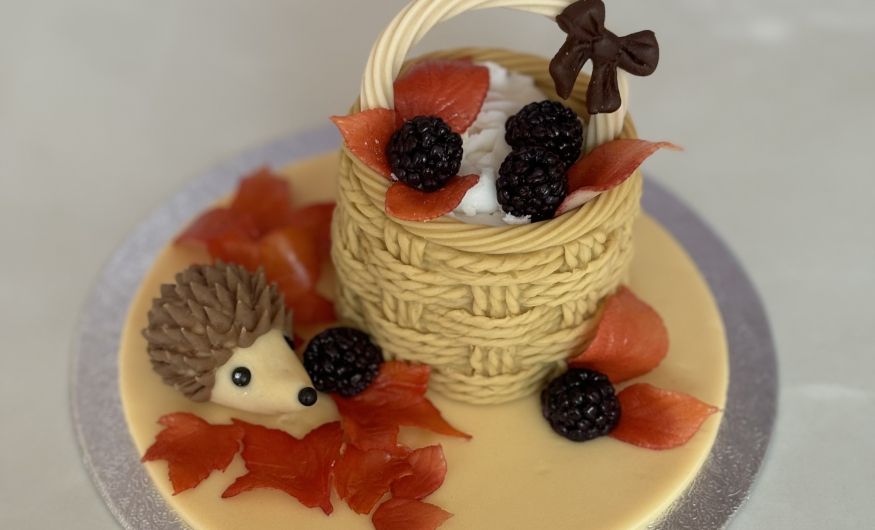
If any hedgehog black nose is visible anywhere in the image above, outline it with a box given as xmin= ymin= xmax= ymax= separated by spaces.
xmin=298 ymin=387 xmax=318 ymax=407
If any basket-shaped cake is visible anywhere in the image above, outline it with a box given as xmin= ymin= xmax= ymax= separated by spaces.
xmin=332 ymin=0 xmax=642 ymax=404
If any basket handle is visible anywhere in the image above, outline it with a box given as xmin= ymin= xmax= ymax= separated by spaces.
xmin=360 ymin=0 xmax=573 ymax=110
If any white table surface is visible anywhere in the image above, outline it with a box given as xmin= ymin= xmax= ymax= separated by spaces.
xmin=1 ymin=0 xmax=872 ymax=528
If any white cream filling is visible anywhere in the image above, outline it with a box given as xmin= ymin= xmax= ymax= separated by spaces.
xmin=453 ymin=62 xmax=546 ymax=224
xmin=450 ymin=63 xmax=631 ymax=225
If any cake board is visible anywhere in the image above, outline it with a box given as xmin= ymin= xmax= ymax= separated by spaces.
xmin=71 ymin=126 xmax=777 ymax=529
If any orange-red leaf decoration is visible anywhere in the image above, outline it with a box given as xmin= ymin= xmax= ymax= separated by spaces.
xmin=556 ymin=140 xmax=682 ymax=216
xmin=610 ymin=384 xmax=719 ymax=450
xmin=333 ymin=362 xmax=471 ymax=452
xmin=373 ymin=498 xmax=453 ymax=530
xmin=391 ymin=445 xmax=447 ymax=500
xmin=340 ymin=416 xmax=403 ymax=454
xmin=177 ymin=169 xmax=298 ymax=249
xmin=222 ymin=420 xmax=343 ymax=514
xmin=285 ymin=289 xmax=337 ymax=327
xmin=385 ymin=175 xmax=480 ymax=222
xmin=372 ymin=360 xmax=431 ymax=392
xmin=286 ymin=202 xmax=336 ymax=262
xmin=259 ymin=226 xmax=320 ymax=296
xmin=209 ymin=235 xmax=262 ymax=272
xmin=175 ymin=169 xmax=338 ymax=330
xmin=394 ymin=59 xmax=490 ymax=134
xmin=334 ymin=445 xmax=413 ymax=515
xmin=229 ymin=168 xmax=296 ymax=234
xmin=141 ymin=413 xmax=244 ymax=495
xmin=331 ymin=109 xmax=397 ymax=178
xmin=175 ymin=208 xmax=259 ymax=250
xmin=568 ymin=286 xmax=669 ymax=383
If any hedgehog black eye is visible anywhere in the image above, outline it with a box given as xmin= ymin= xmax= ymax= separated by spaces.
xmin=231 ymin=367 xmax=251 ymax=387
xmin=283 ymin=335 xmax=296 ymax=351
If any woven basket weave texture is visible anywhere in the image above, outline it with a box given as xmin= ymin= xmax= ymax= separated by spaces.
xmin=332 ymin=45 xmax=641 ymax=404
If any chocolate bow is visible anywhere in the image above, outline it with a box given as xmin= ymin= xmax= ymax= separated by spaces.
xmin=549 ymin=0 xmax=659 ymax=115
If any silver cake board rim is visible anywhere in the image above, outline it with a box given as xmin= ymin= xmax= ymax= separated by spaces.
xmin=69 ymin=126 xmax=777 ymax=530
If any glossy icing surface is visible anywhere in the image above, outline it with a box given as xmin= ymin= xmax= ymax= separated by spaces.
xmin=119 ymin=152 xmax=728 ymax=530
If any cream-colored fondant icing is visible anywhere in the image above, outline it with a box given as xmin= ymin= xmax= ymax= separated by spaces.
xmin=119 ymin=152 xmax=728 ymax=530
xmin=210 ymin=329 xmax=320 ymax=416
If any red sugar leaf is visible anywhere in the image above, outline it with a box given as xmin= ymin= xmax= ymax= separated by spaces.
xmin=333 ymin=445 xmax=412 ymax=515
xmin=391 ymin=445 xmax=447 ymax=501
xmin=177 ymin=169 xmax=297 ymax=252
xmin=284 ymin=289 xmax=337 ymax=327
xmin=222 ymin=421 xmax=343 ymax=515
xmin=142 ymin=413 xmax=244 ymax=495
xmin=286 ymin=202 xmax=336 ymax=263
xmin=611 ymin=384 xmax=719 ymax=450
xmin=259 ymin=226 xmax=321 ymax=295
xmin=173 ymin=164 xmax=337 ymax=333
xmin=373 ymin=498 xmax=453 ymax=530
xmin=394 ymin=59 xmax=490 ymax=134
xmin=568 ymin=286 xmax=669 ymax=383
xmin=333 ymin=362 xmax=470 ymax=452
xmin=175 ymin=208 xmax=259 ymax=249
xmin=385 ymin=175 xmax=479 ymax=222
xmin=340 ymin=416 xmax=402 ymax=454
xmin=369 ymin=361 xmax=430 ymax=394
xmin=208 ymin=235 xmax=262 ymax=271
xmin=230 ymin=168 xmax=296 ymax=235
xmin=388 ymin=400 xmax=470 ymax=440
xmin=556 ymin=139 xmax=681 ymax=216
xmin=331 ymin=109 xmax=397 ymax=179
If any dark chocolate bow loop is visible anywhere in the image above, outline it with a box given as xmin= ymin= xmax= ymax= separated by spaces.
xmin=549 ymin=0 xmax=659 ymax=115
xmin=556 ymin=0 xmax=604 ymax=40
xmin=617 ymin=30 xmax=659 ymax=77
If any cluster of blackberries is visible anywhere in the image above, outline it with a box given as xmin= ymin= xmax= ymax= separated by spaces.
xmin=498 ymin=101 xmax=583 ymax=221
xmin=303 ymin=327 xmax=384 ymax=397
xmin=304 ymin=327 xmax=623 ymax=442
xmin=541 ymin=368 xmax=621 ymax=442
xmin=382 ymin=102 xmax=584 ymax=223
xmin=386 ymin=116 xmax=463 ymax=192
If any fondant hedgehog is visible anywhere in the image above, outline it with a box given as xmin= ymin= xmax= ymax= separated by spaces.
xmin=142 ymin=261 xmax=318 ymax=415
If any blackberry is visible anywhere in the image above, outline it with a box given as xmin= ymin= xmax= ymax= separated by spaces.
xmin=541 ymin=368 xmax=620 ymax=442
xmin=497 ymin=147 xmax=568 ymax=222
xmin=303 ymin=327 xmax=383 ymax=397
xmin=387 ymin=116 xmax=463 ymax=192
xmin=505 ymin=100 xmax=583 ymax=168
